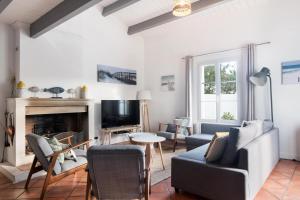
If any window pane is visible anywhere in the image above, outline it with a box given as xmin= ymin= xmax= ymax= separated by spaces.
xmin=220 ymin=62 xmax=237 ymax=94
xmin=201 ymin=101 xmax=217 ymax=120
xmin=220 ymin=61 xmax=238 ymax=120
xmin=202 ymin=65 xmax=216 ymax=94
xmin=200 ymin=65 xmax=217 ymax=120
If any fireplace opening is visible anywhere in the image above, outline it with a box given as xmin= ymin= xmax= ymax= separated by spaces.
xmin=25 ymin=112 xmax=88 ymax=154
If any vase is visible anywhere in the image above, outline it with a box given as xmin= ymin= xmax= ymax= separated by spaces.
xmin=17 ymin=88 xmax=25 ymax=98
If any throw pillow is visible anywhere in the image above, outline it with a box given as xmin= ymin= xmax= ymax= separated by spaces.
xmin=204 ymin=132 xmax=229 ymax=157
xmin=241 ymin=120 xmax=264 ymax=138
xmin=205 ymin=132 xmax=229 ymax=162
xmin=61 ymin=143 xmax=77 ymax=162
xmin=46 ymin=137 xmax=65 ymax=164
xmin=166 ymin=124 xmax=177 ymax=133
xmin=220 ymin=124 xmax=257 ymax=166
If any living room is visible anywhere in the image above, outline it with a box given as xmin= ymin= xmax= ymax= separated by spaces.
xmin=0 ymin=0 xmax=299 ymax=199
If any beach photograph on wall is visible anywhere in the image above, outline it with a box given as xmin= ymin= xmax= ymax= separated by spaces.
xmin=161 ymin=75 xmax=175 ymax=91
xmin=97 ymin=64 xmax=137 ymax=85
xmin=282 ymin=60 xmax=300 ymax=84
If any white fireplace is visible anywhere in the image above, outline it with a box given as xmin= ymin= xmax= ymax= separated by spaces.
xmin=4 ymin=98 xmax=95 ymax=167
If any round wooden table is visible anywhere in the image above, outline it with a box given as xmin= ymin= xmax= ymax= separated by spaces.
xmin=131 ymin=132 xmax=166 ymax=170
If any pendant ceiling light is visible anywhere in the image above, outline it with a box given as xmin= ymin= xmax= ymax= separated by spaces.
xmin=173 ymin=0 xmax=192 ymax=17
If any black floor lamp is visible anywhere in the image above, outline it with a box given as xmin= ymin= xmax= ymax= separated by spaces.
xmin=249 ymin=67 xmax=274 ymax=122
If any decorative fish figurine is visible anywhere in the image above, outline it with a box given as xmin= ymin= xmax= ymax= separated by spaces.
xmin=44 ymin=87 xmax=65 ymax=98
xmin=28 ymin=86 xmax=40 ymax=98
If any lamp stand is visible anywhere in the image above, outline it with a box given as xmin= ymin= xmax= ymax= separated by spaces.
xmin=267 ymin=75 xmax=274 ymax=122
xmin=141 ymin=100 xmax=151 ymax=132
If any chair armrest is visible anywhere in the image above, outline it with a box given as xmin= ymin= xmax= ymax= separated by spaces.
xmin=47 ymin=140 xmax=91 ymax=158
xmin=58 ymin=135 xmax=73 ymax=145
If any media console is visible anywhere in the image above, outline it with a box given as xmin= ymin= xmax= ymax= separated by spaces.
xmin=101 ymin=125 xmax=141 ymax=144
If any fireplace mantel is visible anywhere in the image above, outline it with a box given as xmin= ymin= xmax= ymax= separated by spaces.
xmin=5 ymin=98 xmax=95 ymax=168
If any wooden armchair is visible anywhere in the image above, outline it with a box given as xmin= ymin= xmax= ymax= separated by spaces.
xmin=157 ymin=117 xmax=192 ymax=152
xmin=25 ymin=133 xmax=90 ymax=200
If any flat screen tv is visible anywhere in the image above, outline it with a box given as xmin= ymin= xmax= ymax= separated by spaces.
xmin=101 ymin=100 xmax=140 ymax=128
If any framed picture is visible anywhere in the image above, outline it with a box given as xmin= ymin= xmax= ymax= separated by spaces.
xmin=282 ymin=60 xmax=300 ymax=85
xmin=161 ymin=75 xmax=175 ymax=91
xmin=97 ymin=64 xmax=137 ymax=85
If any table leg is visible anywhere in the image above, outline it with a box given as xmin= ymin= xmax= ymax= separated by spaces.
xmin=158 ymin=142 xmax=165 ymax=170
xmin=145 ymin=144 xmax=151 ymax=169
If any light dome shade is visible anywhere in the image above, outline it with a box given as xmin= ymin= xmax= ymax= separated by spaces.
xmin=249 ymin=74 xmax=268 ymax=86
xmin=249 ymin=67 xmax=271 ymax=86
xmin=173 ymin=0 xmax=191 ymax=17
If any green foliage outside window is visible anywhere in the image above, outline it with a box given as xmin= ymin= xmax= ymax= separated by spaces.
xmin=221 ymin=112 xmax=235 ymax=120
xmin=203 ymin=66 xmax=215 ymax=94
xmin=203 ymin=64 xmax=237 ymax=94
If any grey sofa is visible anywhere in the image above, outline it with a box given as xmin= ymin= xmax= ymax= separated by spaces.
xmin=185 ymin=123 xmax=238 ymax=151
xmin=172 ymin=127 xmax=279 ymax=200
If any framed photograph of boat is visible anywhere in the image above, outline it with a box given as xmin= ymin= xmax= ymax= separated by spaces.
xmin=97 ymin=64 xmax=137 ymax=85
xmin=282 ymin=60 xmax=300 ymax=84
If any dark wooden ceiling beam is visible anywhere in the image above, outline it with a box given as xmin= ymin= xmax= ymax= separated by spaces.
xmin=128 ymin=0 xmax=227 ymax=35
xmin=102 ymin=0 xmax=141 ymax=17
xmin=0 ymin=0 xmax=13 ymax=13
xmin=30 ymin=0 xmax=103 ymax=38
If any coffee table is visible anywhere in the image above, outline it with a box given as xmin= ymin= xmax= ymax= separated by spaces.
xmin=130 ymin=132 xmax=166 ymax=170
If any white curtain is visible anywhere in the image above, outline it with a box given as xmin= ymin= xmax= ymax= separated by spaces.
xmin=185 ymin=56 xmax=193 ymax=121
xmin=245 ymin=44 xmax=256 ymax=121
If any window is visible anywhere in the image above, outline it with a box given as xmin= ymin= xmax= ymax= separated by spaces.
xmin=199 ymin=60 xmax=239 ymax=122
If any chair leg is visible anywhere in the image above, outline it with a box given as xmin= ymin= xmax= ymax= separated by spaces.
xmin=40 ymin=171 xmax=51 ymax=200
xmin=173 ymin=140 xmax=177 ymax=152
xmin=86 ymin=172 xmax=92 ymax=200
xmin=25 ymin=156 xmax=38 ymax=189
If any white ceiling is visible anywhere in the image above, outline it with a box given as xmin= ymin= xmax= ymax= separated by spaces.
xmin=0 ymin=0 xmax=63 ymax=24
xmin=0 ymin=0 xmax=198 ymax=26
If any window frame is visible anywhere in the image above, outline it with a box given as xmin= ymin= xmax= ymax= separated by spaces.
xmin=196 ymin=55 xmax=242 ymax=124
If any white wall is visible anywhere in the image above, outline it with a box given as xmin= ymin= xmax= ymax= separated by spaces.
xmin=15 ymin=6 xmax=144 ymax=136
xmin=143 ymin=0 xmax=300 ymax=159
xmin=0 ymin=24 xmax=15 ymax=161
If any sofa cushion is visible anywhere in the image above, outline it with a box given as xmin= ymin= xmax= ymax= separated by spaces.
xmin=220 ymin=124 xmax=257 ymax=166
xmin=177 ymin=144 xmax=209 ymax=163
xmin=205 ymin=132 xmax=229 ymax=162
xmin=201 ymin=123 xmax=237 ymax=135
xmin=186 ymin=134 xmax=213 ymax=147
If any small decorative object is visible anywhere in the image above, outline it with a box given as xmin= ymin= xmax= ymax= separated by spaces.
xmin=97 ymin=64 xmax=137 ymax=85
xmin=28 ymin=86 xmax=40 ymax=98
xmin=16 ymin=81 xmax=26 ymax=98
xmin=67 ymin=88 xmax=76 ymax=98
xmin=281 ymin=60 xmax=300 ymax=85
xmin=81 ymin=85 xmax=88 ymax=99
xmin=161 ymin=75 xmax=175 ymax=91
xmin=173 ymin=0 xmax=191 ymax=17
xmin=43 ymin=87 xmax=65 ymax=98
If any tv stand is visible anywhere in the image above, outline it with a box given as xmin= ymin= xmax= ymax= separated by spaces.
xmin=101 ymin=125 xmax=141 ymax=144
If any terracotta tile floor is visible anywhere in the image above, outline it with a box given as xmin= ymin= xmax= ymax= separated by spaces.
xmin=0 ymin=159 xmax=299 ymax=200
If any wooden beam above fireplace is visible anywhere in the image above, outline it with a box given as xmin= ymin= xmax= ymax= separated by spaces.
xmin=26 ymin=106 xmax=87 ymax=116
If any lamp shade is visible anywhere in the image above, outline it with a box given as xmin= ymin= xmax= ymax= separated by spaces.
xmin=173 ymin=0 xmax=191 ymax=17
xmin=249 ymin=67 xmax=270 ymax=86
xmin=137 ymin=90 xmax=152 ymax=100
